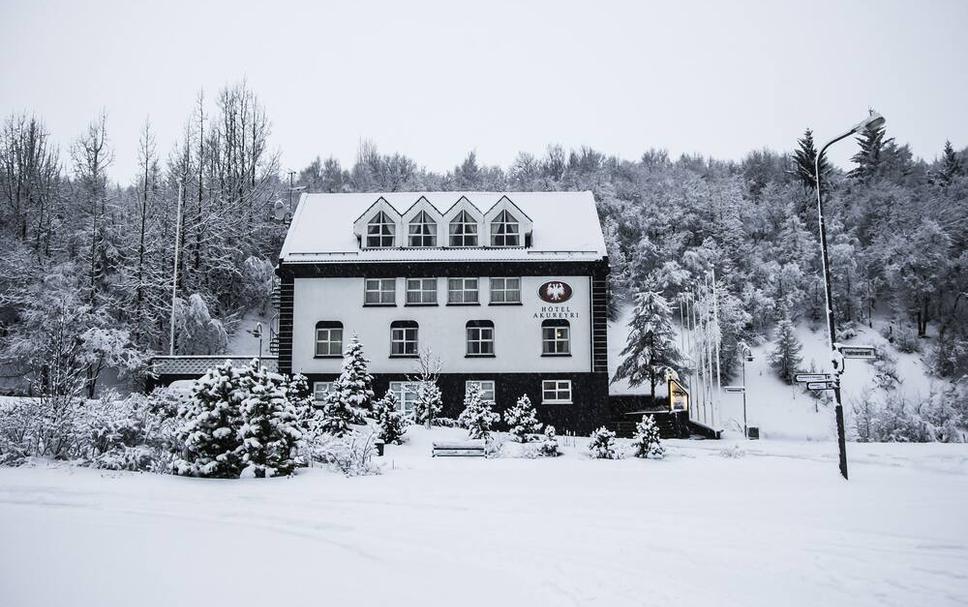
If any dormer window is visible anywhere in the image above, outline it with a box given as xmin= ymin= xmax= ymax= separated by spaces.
xmin=408 ymin=211 xmax=437 ymax=247
xmin=490 ymin=210 xmax=520 ymax=247
xmin=449 ymin=210 xmax=478 ymax=247
xmin=366 ymin=211 xmax=396 ymax=248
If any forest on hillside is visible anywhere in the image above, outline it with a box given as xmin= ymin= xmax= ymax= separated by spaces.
xmin=1 ymin=82 xmax=966 ymax=422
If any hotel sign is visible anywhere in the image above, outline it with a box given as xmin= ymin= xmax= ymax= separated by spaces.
xmin=538 ymin=280 xmax=572 ymax=303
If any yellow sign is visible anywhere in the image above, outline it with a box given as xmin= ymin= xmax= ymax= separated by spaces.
xmin=668 ymin=378 xmax=689 ymax=412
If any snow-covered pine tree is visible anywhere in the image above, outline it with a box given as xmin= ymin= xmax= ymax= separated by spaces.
xmin=630 ymin=414 xmax=664 ymax=459
xmin=172 ymin=362 xmax=245 ymax=478
xmin=412 ymin=381 xmax=443 ymax=428
xmin=320 ymin=335 xmax=375 ymax=436
xmin=539 ymin=425 xmax=561 ymax=457
xmin=613 ymin=289 xmax=682 ymax=400
xmin=791 ymin=128 xmax=831 ymax=191
xmin=457 ymin=383 xmax=499 ymax=440
xmin=373 ymin=390 xmax=408 ymax=445
xmin=848 ymin=120 xmax=893 ymax=182
xmin=238 ymin=361 xmax=302 ymax=477
xmin=587 ymin=426 xmax=618 ymax=459
xmin=933 ymin=140 xmax=963 ymax=187
xmin=505 ymin=394 xmax=542 ymax=442
xmin=286 ymin=373 xmax=317 ymax=433
xmin=769 ymin=317 xmax=803 ymax=384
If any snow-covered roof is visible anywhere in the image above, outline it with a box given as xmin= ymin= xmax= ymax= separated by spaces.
xmin=279 ymin=192 xmax=607 ymax=264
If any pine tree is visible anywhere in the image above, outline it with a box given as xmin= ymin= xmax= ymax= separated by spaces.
xmin=412 ymin=381 xmax=443 ymax=428
xmin=849 ymin=122 xmax=893 ymax=181
xmin=505 ymin=394 xmax=543 ymax=442
xmin=373 ymin=390 xmax=408 ymax=445
xmin=238 ymin=361 xmax=302 ymax=477
xmin=539 ymin=425 xmax=561 ymax=457
xmin=630 ymin=415 xmax=664 ymax=459
xmin=320 ymin=336 xmax=374 ymax=436
xmin=587 ymin=426 xmax=618 ymax=459
xmin=769 ymin=317 xmax=803 ymax=384
xmin=791 ymin=128 xmax=831 ymax=191
xmin=934 ymin=140 xmax=963 ymax=187
xmin=457 ymin=383 xmax=499 ymax=440
xmin=172 ymin=362 xmax=245 ymax=478
xmin=613 ymin=289 xmax=683 ymax=400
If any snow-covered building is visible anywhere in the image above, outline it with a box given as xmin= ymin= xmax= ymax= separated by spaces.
xmin=276 ymin=192 xmax=611 ymax=433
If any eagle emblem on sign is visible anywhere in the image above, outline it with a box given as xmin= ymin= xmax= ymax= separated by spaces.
xmin=538 ymin=280 xmax=573 ymax=303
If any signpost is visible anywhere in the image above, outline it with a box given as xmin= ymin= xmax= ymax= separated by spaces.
xmin=806 ymin=381 xmax=838 ymax=391
xmin=723 ymin=386 xmax=745 ymax=394
xmin=838 ymin=345 xmax=877 ymax=360
xmin=794 ymin=373 xmax=831 ymax=383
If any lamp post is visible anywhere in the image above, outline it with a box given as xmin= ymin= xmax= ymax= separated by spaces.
xmin=815 ymin=110 xmax=886 ymax=480
xmin=738 ymin=341 xmax=753 ymax=438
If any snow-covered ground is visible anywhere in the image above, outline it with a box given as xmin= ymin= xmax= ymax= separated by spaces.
xmin=2 ymin=426 xmax=966 ymax=607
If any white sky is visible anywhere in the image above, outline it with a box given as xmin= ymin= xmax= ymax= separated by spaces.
xmin=2 ymin=0 xmax=966 ymax=183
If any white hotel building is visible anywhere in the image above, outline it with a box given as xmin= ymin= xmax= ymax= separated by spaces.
xmin=275 ymin=191 xmax=611 ymax=434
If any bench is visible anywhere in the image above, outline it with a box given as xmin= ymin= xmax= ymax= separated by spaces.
xmin=432 ymin=439 xmax=486 ymax=458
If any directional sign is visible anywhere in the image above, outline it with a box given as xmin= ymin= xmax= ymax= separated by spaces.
xmin=794 ymin=373 xmax=832 ymax=383
xmin=806 ymin=381 xmax=838 ymax=391
xmin=838 ymin=345 xmax=877 ymax=360
xmin=723 ymin=386 xmax=746 ymax=394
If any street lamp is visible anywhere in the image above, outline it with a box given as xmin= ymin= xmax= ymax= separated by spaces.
xmin=815 ymin=110 xmax=885 ymax=480
xmin=738 ymin=341 xmax=753 ymax=438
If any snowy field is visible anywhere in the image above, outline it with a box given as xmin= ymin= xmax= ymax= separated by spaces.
xmin=2 ymin=427 xmax=967 ymax=607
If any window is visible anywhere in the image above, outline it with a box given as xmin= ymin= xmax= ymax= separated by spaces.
xmin=542 ymin=380 xmax=572 ymax=404
xmin=447 ymin=277 xmax=479 ymax=304
xmin=466 ymin=320 xmax=495 ymax=357
xmin=314 ymin=321 xmax=344 ymax=357
xmin=449 ymin=210 xmax=478 ymax=247
xmin=489 ymin=277 xmax=521 ymax=304
xmin=490 ymin=210 xmax=520 ymax=247
xmin=408 ymin=211 xmax=437 ymax=247
xmin=542 ymin=319 xmax=571 ymax=356
xmin=313 ymin=382 xmax=334 ymax=402
xmin=389 ymin=381 xmax=420 ymax=414
xmin=406 ymin=278 xmax=437 ymax=305
xmin=465 ymin=380 xmax=496 ymax=403
xmin=390 ymin=320 xmax=419 ymax=357
xmin=366 ymin=211 xmax=396 ymax=248
xmin=364 ymin=278 xmax=396 ymax=305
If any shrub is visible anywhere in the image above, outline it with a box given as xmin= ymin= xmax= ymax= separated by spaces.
xmin=539 ymin=425 xmax=561 ymax=457
xmin=505 ymin=394 xmax=542 ymax=442
xmin=587 ymin=426 xmax=618 ymax=459
xmin=373 ymin=390 xmax=408 ymax=445
xmin=457 ymin=384 xmax=499 ymax=440
xmin=303 ymin=431 xmax=380 ymax=477
xmin=630 ymin=415 xmax=664 ymax=459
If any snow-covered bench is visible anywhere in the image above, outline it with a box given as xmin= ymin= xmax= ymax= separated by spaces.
xmin=432 ymin=439 xmax=486 ymax=458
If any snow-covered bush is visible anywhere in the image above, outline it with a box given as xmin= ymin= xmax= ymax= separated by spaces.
xmin=457 ymin=383 xmax=499 ymax=439
xmin=720 ymin=444 xmax=745 ymax=458
xmin=852 ymin=391 xmax=931 ymax=443
xmin=431 ymin=417 xmax=459 ymax=428
xmin=504 ymin=394 xmax=542 ymax=442
xmin=587 ymin=426 xmax=618 ymax=459
xmin=238 ymin=363 xmax=302 ymax=477
xmin=373 ymin=390 xmax=408 ymax=445
xmin=539 ymin=425 xmax=561 ymax=457
xmin=412 ymin=381 xmax=443 ymax=428
xmin=891 ymin=324 xmax=921 ymax=354
xmin=303 ymin=431 xmax=380 ymax=477
xmin=630 ymin=415 xmax=664 ymax=459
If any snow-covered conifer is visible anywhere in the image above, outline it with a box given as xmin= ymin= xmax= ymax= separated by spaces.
xmin=373 ymin=390 xmax=408 ymax=445
xmin=172 ymin=362 xmax=245 ymax=478
xmin=238 ymin=361 xmax=302 ymax=477
xmin=539 ymin=425 xmax=561 ymax=457
xmin=587 ymin=426 xmax=618 ymax=459
xmin=412 ymin=381 xmax=443 ymax=428
xmin=630 ymin=414 xmax=664 ymax=459
xmin=613 ymin=289 xmax=682 ymax=399
xmin=457 ymin=383 xmax=499 ymax=440
xmin=320 ymin=336 xmax=374 ymax=436
xmin=505 ymin=394 xmax=542 ymax=442
xmin=769 ymin=317 xmax=803 ymax=384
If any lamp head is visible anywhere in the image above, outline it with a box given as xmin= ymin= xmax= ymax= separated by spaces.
xmin=272 ymin=200 xmax=287 ymax=221
xmin=853 ymin=110 xmax=886 ymax=134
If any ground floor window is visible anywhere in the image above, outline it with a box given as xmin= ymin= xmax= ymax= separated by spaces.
xmin=466 ymin=380 xmax=496 ymax=403
xmin=313 ymin=381 xmax=334 ymax=402
xmin=542 ymin=379 xmax=572 ymax=404
xmin=389 ymin=381 xmax=420 ymax=414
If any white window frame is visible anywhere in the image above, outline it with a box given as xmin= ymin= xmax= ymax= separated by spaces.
xmin=489 ymin=277 xmax=521 ymax=304
xmin=314 ymin=323 xmax=343 ymax=357
xmin=466 ymin=321 xmax=495 ymax=356
xmin=313 ymin=381 xmax=335 ymax=402
xmin=406 ymin=278 xmax=437 ymax=305
xmin=542 ymin=380 xmax=572 ymax=404
xmin=408 ymin=211 xmax=437 ymax=247
xmin=447 ymin=277 xmax=479 ymax=304
xmin=389 ymin=381 xmax=420 ymax=414
xmin=490 ymin=210 xmax=520 ymax=247
xmin=449 ymin=210 xmax=478 ymax=247
xmin=390 ymin=322 xmax=419 ymax=357
xmin=542 ymin=320 xmax=571 ymax=356
xmin=364 ymin=278 xmax=396 ymax=305
xmin=366 ymin=211 xmax=396 ymax=248
xmin=465 ymin=380 xmax=496 ymax=403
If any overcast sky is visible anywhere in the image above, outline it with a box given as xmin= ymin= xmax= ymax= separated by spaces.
xmin=2 ymin=0 xmax=966 ymax=183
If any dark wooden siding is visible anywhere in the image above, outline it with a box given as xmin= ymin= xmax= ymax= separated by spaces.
xmin=277 ymin=273 xmax=294 ymax=375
